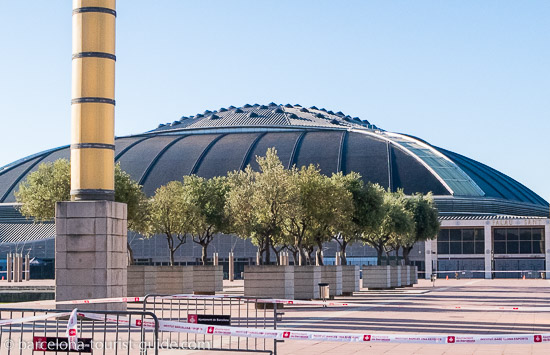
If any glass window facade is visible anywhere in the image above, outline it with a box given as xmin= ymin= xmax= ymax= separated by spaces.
xmin=437 ymin=228 xmax=484 ymax=255
xmin=493 ymin=228 xmax=545 ymax=255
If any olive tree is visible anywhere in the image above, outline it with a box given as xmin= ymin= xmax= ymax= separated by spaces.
xmin=182 ymin=175 xmax=230 ymax=265
xmin=402 ymin=193 xmax=440 ymax=264
xmin=15 ymin=159 xmax=148 ymax=264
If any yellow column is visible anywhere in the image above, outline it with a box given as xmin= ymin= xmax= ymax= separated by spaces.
xmin=71 ymin=0 xmax=116 ymax=200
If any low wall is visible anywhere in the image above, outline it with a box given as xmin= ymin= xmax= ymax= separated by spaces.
xmin=127 ymin=266 xmax=192 ymax=296
xmin=244 ymin=265 xmax=294 ymax=299
xmin=410 ymin=265 xmax=418 ymax=284
xmin=400 ymin=265 xmax=409 ymax=286
xmin=320 ymin=265 xmax=342 ymax=297
xmin=362 ymin=265 xmax=391 ymax=289
xmin=294 ymin=266 xmax=321 ymax=300
xmin=128 ymin=265 xmax=222 ymax=296
xmin=390 ymin=265 xmax=401 ymax=288
xmin=341 ymin=265 xmax=359 ymax=296
xmin=183 ymin=265 xmax=223 ymax=294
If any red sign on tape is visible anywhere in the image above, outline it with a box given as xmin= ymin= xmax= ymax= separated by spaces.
xmin=534 ymin=335 xmax=542 ymax=343
xmin=447 ymin=336 xmax=456 ymax=343
xmin=363 ymin=335 xmax=371 ymax=341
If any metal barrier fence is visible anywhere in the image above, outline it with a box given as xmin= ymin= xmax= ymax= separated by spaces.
xmin=0 ymin=308 xmax=159 ymax=355
xmin=140 ymin=295 xmax=278 ymax=354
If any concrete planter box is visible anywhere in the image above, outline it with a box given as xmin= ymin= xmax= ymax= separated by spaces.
xmin=185 ymin=265 xmax=223 ymax=295
xmin=410 ymin=266 xmax=418 ymax=285
xmin=128 ymin=265 xmax=222 ymax=296
xmin=362 ymin=265 xmax=391 ymax=289
xmin=244 ymin=266 xmax=294 ymax=299
xmin=127 ymin=265 xmax=192 ymax=296
xmin=341 ymin=265 xmax=360 ymax=296
xmin=294 ymin=266 xmax=321 ymax=300
xmin=320 ymin=265 xmax=342 ymax=297
xmin=400 ymin=265 xmax=409 ymax=286
xmin=390 ymin=265 xmax=402 ymax=288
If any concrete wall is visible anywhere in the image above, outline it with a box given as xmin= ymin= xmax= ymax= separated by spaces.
xmin=390 ymin=265 xmax=401 ymax=288
xmin=320 ymin=265 xmax=342 ymax=297
xmin=363 ymin=265 xmax=391 ymax=289
xmin=294 ymin=266 xmax=321 ymax=300
xmin=244 ymin=265 xmax=294 ymax=299
xmin=127 ymin=265 xmax=193 ymax=296
xmin=185 ymin=265 xmax=223 ymax=294
xmin=341 ymin=265 xmax=359 ymax=295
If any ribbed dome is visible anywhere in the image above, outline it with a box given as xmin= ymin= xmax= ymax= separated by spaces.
xmin=0 ymin=103 xmax=547 ymax=217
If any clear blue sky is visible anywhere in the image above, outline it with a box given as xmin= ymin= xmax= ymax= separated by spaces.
xmin=0 ymin=1 xmax=548 ymax=201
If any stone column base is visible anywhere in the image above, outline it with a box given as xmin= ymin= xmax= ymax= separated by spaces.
xmin=55 ymin=201 xmax=127 ymax=311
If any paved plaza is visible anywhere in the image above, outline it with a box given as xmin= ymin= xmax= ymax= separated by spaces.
xmin=175 ymin=278 xmax=550 ymax=355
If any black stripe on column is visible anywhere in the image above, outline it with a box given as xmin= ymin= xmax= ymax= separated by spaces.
xmin=73 ymin=7 xmax=116 ymax=16
xmin=71 ymin=143 xmax=115 ymax=150
xmin=71 ymin=189 xmax=115 ymax=201
xmin=71 ymin=97 xmax=116 ymax=105
xmin=72 ymin=52 xmax=116 ymax=61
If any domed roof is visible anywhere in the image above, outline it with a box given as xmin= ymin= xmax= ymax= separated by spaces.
xmin=0 ymin=103 xmax=547 ymax=217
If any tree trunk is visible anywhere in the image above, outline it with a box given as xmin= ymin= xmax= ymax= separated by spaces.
xmin=169 ymin=249 xmax=175 ymax=266
xmin=201 ymin=243 xmax=208 ymax=266
xmin=376 ymin=247 xmax=383 ymax=266
xmin=402 ymin=246 xmax=412 ymax=265
xmin=127 ymin=242 xmax=135 ymax=266
xmin=264 ymin=237 xmax=271 ymax=265
xmin=340 ymin=240 xmax=348 ymax=265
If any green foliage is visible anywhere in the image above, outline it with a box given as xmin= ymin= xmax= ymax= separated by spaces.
xmin=362 ymin=189 xmax=415 ymax=265
xmin=402 ymin=192 xmax=440 ymax=263
xmin=15 ymin=159 xmax=70 ymax=221
xmin=331 ymin=173 xmax=385 ymax=264
xmin=148 ymin=181 xmax=189 ymax=266
xmin=182 ymin=175 xmax=230 ymax=265
xmin=226 ymin=148 xmax=295 ymax=264
xmin=15 ymin=160 xmax=148 ymax=232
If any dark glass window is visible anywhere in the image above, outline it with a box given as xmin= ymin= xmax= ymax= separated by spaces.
xmin=438 ymin=228 xmax=485 ymax=255
xmin=437 ymin=241 xmax=449 ymax=254
xmin=507 ymin=241 xmax=519 ymax=254
xmin=462 ymin=242 xmax=474 ymax=254
xmin=494 ymin=241 xmax=506 ymax=254
xmin=450 ymin=229 xmax=461 ymax=241
xmin=533 ymin=240 xmax=543 ymax=254
xmin=474 ymin=229 xmax=484 ymax=241
xmin=463 ymin=229 xmax=474 ymax=241
xmin=494 ymin=229 xmax=506 ymax=241
xmin=438 ymin=229 xmax=450 ymax=241
xmin=475 ymin=242 xmax=485 ymax=254
xmin=449 ymin=242 xmax=461 ymax=254
xmin=520 ymin=241 xmax=532 ymax=254
xmin=507 ymin=229 xmax=519 ymax=240
xmin=520 ymin=229 xmax=531 ymax=241
xmin=493 ymin=227 xmax=544 ymax=254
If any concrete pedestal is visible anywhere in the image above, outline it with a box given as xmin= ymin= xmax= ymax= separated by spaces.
xmin=400 ymin=265 xmax=409 ymax=286
xmin=362 ymin=265 xmax=391 ymax=289
xmin=294 ymin=266 xmax=321 ymax=300
xmin=188 ymin=265 xmax=223 ymax=294
xmin=390 ymin=265 xmax=401 ymax=288
xmin=320 ymin=265 xmax=342 ymax=298
xmin=244 ymin=266 xmax=294 ymax=299
xmin=55 ymin=201 xmax=127 ymax=311
xmin=341 ymin=265 xmax=359 ymax=296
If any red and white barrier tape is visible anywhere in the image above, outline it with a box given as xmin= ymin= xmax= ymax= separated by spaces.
xmin=77 ymin=311 xmax=550 ymax=345
xmin=5 ymin=293 xmax=550 ymax=313
xmin=162 ymin=294 xmax=550 ymax=312
xmin=0 ymin=312 xmax=71 ymax=327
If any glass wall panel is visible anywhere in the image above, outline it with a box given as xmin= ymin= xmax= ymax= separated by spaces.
xmin=520 ymin=241 xmax=532 ymax=254
xmin=438 ymin=228 xmax=485 ymax=255
xmin=493 ymin=227 xmax=545 ymax=255
xmin=450 ymin=229 xmax=461 ymax=241
xmin=450 ymin=242 xmax=462 ymax=254
xmin=463 ymin=229 xmax=474 ymax=241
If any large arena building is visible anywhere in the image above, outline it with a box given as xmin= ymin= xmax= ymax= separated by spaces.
xmin=0 ymin=103 xmax=548 ymax=279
